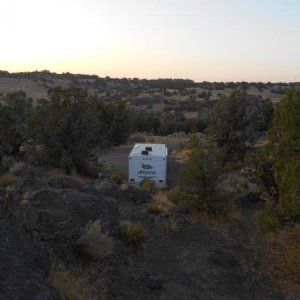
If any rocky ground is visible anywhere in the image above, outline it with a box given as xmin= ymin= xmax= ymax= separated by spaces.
xmin=0 ymin=171 xmax=285 ymax=300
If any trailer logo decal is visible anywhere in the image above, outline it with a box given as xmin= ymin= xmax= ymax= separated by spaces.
xmin=138 ymin=170 xmax=156 ymax=175
xmin=138 ymin=163 xmax=155 ymax=175
xmin=141 ymin=163 xmax=153 ymax=170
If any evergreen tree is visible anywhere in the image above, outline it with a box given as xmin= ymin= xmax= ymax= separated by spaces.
xmin=0 ymin=91 xmax=33 ymax=159
xmin=170 ymin=135 xmax=225 ymax=214
xmin=31 ymin=87 xmax=105 ymax=174
xmin=270 ymin=90 xmax=300 ymax=221
xmin=255 ymin=90 xmax=300 ymax=230
xmin=211 ymin=91 xmax=248 ymax=161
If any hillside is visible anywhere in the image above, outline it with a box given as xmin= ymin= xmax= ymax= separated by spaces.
xmin=0 ymin=70 xmax=296 ymax=138
xmin=0 ymin=171 xmax=281 ymax=300
xmin=1 ymin=71 xmax=300 ymax=299
xmin=0 ymin=70 xmax=298 ymax=106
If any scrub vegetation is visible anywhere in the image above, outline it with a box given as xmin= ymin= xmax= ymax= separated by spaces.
xmin=1 ymin=71 xmax=300 ymax=298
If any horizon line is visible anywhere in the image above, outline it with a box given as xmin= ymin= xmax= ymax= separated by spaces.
xmin=1 ymin=69 xmax=299 ymax=84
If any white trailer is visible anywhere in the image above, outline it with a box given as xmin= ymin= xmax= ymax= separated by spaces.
xmin=128 ymin=143 xmax=168 ymax=188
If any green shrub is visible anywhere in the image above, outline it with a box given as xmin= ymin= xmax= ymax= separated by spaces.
xmin=254 ymin=90 xmax=300 ymax=230
xmin=170 ymin=136 xmax=227 ymax=214
xmin=255 ymin=206 xmax=280 ymax=233
xmin=276 ymin=160 xmax=300 ymax=220
xmin=30 ymin=87 xmax=130 ymax=175
xmin=249 ymin=147 xmax=278 ymax=201
xmin=167 ymin=186 xmax=183 ymax=206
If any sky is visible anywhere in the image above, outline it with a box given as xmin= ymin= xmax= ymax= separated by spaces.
xmin=1 ymin=0 xmax=300 ymax=82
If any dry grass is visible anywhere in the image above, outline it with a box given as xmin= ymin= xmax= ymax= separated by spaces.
xmin=120 ymin=221 xmax=147 ymax=248
xmin=0 ymin=175 xmax=18 ymax=188
xmin=219 ymin=171 xmax=258 ymax=195
xmin=76 ymin=220 xmax=114 ymax=260
xmin=98 ymin=161 xmax=112 ymax=171
xmin=140 ymin=178 xmax=157 ymax=193
xmin=143 ymin=134 xmax=188 ymax=143
xmin=225 ymin=159 xmax=244 ymax=171
xmin=262 ymin=225 xmax=300 ymax=294
xmin=154 ymin=191 xmax=175 ymax=209
xmin=183 ymin=111 xmax=199 ymax=119
xmin=148 ymin=191 xmax=179 ymax=232
xmin=189 ymin=209 xmax=241 ymax=236
xmin=109 ymin=171 xmax=123 ymax=184
xmin=173 ymin=148 xmax=190 ymax=163
xmin=72 ymin=174 xmax=86 ymax=185
xmin=41 ymin=169 xmax=59 ymax=182
xmin=146 ymin=191 xmax=175 ymax=217
xmin=146 ymin=204 xmax=166 ymax=216
xmin=165 ymin=217 xmax=179 ymax=233
xmin=48 ymin=263 xmax=97 ymax=300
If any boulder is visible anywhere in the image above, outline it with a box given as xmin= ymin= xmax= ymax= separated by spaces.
xmin=234 ymin=192 xmax=262 ymax=209
xmin=48 ymin=174 xmax=82 ymax=190
xmin=120 ymin=183 xmax=129 ymax=191
xmin=16 ymin=173 xmax=45 ymax=194
xmin=284 ymin=295 xmax=300 ymax=300
xmin=145 ymin=274 xmax=163 ymax=289
xmin=95 ymin=179 xmax=121 ymax=197
xmin=19 ymin=187 xmax=118 ymax=241
xmin=160 ymin=282 xmax=198 ymax=300
xmin=0 ymin=223 xmax=62 ymax=300
xmin=123 ymin=186 xmax=152 ymax=204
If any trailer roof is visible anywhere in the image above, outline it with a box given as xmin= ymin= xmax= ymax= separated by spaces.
xmin=129 ymin=143 xmax=167 ymax=158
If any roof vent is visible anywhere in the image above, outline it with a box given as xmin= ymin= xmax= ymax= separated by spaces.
xmin=141 ymin=150 xmax=149 ymax=155
xmin=145 ymin=146 xmax=152 ymax=151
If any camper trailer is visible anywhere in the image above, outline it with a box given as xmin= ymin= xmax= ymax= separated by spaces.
xmin=128 ymin=143 xmax=168 ymax=188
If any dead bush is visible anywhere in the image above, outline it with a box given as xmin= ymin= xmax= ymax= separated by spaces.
xmin=146 ymin=191 xmax=174 ymax=217
xmin=166 ymin=217 xmax=179 ymax=233
xmin=0 ymin=175 xmax=18 ymax=188
xmin=140 ymin=178 xmax=157 ymax=193
xmin=154 ymin=191 xmax=175 ymax=209
xmin=72 ymin=174 xmax=86 ymax=184
xmin=225 ymin=159 xmax=244 ymax=171
xmin=173 ymin=147 xmax=190 ymax=163
xmin=120 ymin=221 xmax=147 ymax=248
xmin=41 ymin=169 xmax=59 ymax=182
xmin=189 ymin=208 xmax=241 ymax=236
xmin=48 ymin=263 xmax=97 ymax=300
xmin=146 ymin=204 xmax=166 ymax=216
xmin=109 ymin=171 xmax=123 ymax=184
xmin=76 ymin=220 xmax=114 ymax=260
xmin=262 ymin=225 xmax=300 ymax=293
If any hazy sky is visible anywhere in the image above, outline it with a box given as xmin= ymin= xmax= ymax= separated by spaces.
xmin=1 ymin=0 xmax=300 ymax=81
